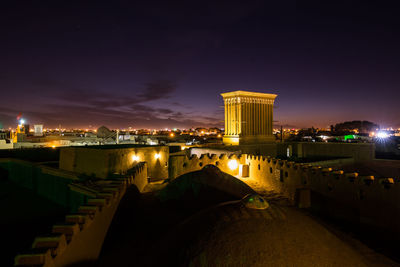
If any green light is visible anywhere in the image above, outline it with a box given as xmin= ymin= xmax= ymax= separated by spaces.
xmin=344 ymin=135 xmax=356 ymax=141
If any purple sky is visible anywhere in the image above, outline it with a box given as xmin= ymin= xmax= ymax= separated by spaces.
xmin=1 ymin=1 xmax=400 ymax=129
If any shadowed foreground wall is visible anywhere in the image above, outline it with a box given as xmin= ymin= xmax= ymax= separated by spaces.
xmin=14 ymin=163 xmax=147 ymax=267
xmin=0 ymin=159 xmax=86 ymax=212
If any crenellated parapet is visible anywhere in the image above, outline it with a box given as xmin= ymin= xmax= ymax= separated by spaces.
xmin=169 ymin=153 xmax=247 ymax=179
xmin=14 ymin=162 xmax=147 ymax=267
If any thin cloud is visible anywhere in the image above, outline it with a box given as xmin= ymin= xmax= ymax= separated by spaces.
xmin=0 ymin=76 xmax=220 ymax=128
xmin=137 ymin=80 xmax=176 ymax=101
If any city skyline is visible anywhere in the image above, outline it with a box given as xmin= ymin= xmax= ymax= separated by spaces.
xmin=1 ymin=1 xmax=400 ymax=129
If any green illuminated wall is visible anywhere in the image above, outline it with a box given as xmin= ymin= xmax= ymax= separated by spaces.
xmin=0 ymin=159 xmax=88 ymax=212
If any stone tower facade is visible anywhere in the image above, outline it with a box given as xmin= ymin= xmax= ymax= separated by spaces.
xmin=221 ymin=90 xmax=277 ymax=145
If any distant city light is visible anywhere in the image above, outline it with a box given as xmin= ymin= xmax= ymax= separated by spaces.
xmin=170 ymin=133 xmax=174 ymax=137
xmin=376 ymin=131 xmax=389 ymax=139
xmin=19 ymin=119 xmax=25 ymax=125
xmin=228 ymin=159 xmax=238 ymax=170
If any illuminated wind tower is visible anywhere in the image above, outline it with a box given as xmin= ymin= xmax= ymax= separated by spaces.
xmin=221 ymin=90 xmax=277 ymax=145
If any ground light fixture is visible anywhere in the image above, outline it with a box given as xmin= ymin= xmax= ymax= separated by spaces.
xmin=228 ymin=159 xmax=238 ymax=170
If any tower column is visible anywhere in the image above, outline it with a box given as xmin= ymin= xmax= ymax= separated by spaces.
xmin=255 ymin=99 xmax=257 ymax=135
xmin=226 ymin=99 xmax=230 ymax=135
xmin=246 ymin=99 xmax=249 ymax=135
xmin=230 ymin=98 xmax=233 ymax=135
xmin=258 ymin=100 xmax=261 ymax=135
xmin=234 ymin=99 xmax=237 ymax=135
xmin=265 ymin=100 xmax=269 ymax=135
xmin=235 ymin=98 xmax=238 ymax=135
xmin=270 ymin=102 xmax=274 ymax=135
xmin=264 ymin=101 xmax=267 ymax=135
xmin=255 ymin=99 xmax=260 ymax=135
xmin=270 ymin=103 xmax=272 ymax=135
xmin=268 ymin=103 xmax=272 ymax=135
xmin=251 ymin=99 xmax=253 ymax=135
xmin=246 ymin=98 xmax=250 ymax=135
xmin=263 ymin=102 xmax=266 ymax=134
xmin=232 ymin=98 xmax=235 ymax=135
xmin=264 ymin=102 xmax=268 ymax=135
xmin=253 ymin=98 xmax=256 ymax=135
xmin=224 ymin=99 xmax=228 ymax=134
xmin=261 ymin=101 xmax=265 ymax=135
xmin=238 ymin=98 xmax=241 ymax=135
xmin=242 ymin=100 xmax=245 ymax=135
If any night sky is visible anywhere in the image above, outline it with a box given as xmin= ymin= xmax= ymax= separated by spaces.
xmin=1 ymin=1 xmax=400 ymax=129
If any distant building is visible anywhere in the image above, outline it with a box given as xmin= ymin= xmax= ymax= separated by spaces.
xmin=0 ymin=131 xmax=7 ymax=140
xmin=34 ymin=124 xmax=43 ymax=136
xmin=221 ymin=90 xmax=277 ymax=145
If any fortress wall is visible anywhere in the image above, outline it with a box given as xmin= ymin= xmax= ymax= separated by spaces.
xmin=169 ymin=153 xmax=400 ymax=235
xmin=169 ymin=153 xmax=303 ymax=202
xmin=258 ymin=159 xmax=400 ymax=234
xmin=14 ymin=162 xmax=147 ymax=267
xmin=245 ymin=155 xmax=400 ymax=234
xmin=60 ymin=146 xmax=168 ymax=180
xmin=277 ymin=142 xmax=375 ymax=161
xmin=246 ymin=155 xmax=273 ymax=189
xmin=304 ymin=167 xmax=400 ymax=232
xmin=244 ymin=156 xmax=303 ymax=201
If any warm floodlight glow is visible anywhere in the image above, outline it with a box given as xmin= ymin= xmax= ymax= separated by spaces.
xmin=377 ymin=131 xmax=389 ymax=139
xmin=228 ymin=159 xmax=238 ymax=170
xmin=154 ymin=153 xmax=161 ymax=159
xmin=170 ymin=133 xmax=174 ymax=137
xmin=132 ymin=155 xmax=140 ymax=161
xmin=51 ymin=145 xmax=56 ymax=149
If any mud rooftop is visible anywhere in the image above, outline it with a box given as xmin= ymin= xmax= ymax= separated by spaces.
xmin=97 ymin=166 xmax=398 ymax=267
